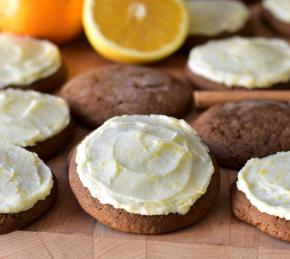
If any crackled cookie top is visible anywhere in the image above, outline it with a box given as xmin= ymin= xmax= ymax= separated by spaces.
xmin=194 ymin=100 xmax=290 ymax=169
xmin=0 ymin=145 xmax=53 ymax=213
xmin=0 ymin=89 xmax=70 ymax=147
xmin=60 ymin=65 xmax=192 ymax=127
xmin=237 ymin=151 xmax=290 ymax=220
xmin=187 ymin=0 xmax=249 ymax=36
xmin=76 ymin=115 xmax=214 ymax=215
xmin=188 ymin=37 xmax=290 ymax=88
xmin=0 ymin=33 xmax=61 ymax=88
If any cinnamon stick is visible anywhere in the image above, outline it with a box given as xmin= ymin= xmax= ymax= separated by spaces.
xmin=193 ymin=91 xmax=290 ymax=109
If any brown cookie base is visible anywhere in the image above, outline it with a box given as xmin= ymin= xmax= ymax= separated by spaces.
xmin=183 ymin=21 xmax=252 ymax=50
xmin=0 ymin=175 xmax=57 ymax=234
xmin=7 ymin=63 xmax=67 ymax=93
xmin=60 ymin=65 xmax=193 ymax=128
xmin=231 ymin=183 xmax=290 ymax=243
xmin=186 ymin=67 xmax=290 ymax=91
xmin=262 ymin=7 xmax=290 ymax=37
xmin=193 ymin=100 xmax=290 ymax=170
xmin=28 ymin=120 xmax=74 ymax=160
xmin=69 ymin=151 xmax=220 ymax=234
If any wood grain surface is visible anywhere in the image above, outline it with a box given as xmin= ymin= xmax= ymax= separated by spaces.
xmin=1 ymin=5 xmax=290 ymax=259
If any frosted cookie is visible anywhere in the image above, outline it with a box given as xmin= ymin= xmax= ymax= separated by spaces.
xmin=187 ymin=37 xmax=290 ymax=90
xmin=231 ymin=151 xmax=290 ymax=243
xmin=0 ymin=33 xmax=66 ymax=92
xmin=0 ymin=145 xmax=56 ymax=234
xmin=69 ymin=115 xmax=220 ymax=234
xmin=194 ymin=100 xmax=290 ymax=169
xmin=262 ymin=0 xmax=290 ymax=37
xmin=185 ymin=0 xmax=250 ymax=47
xmin=60 ymin=65 xmax=193 ymax=128
xmin=0 ymin=89 xmax=72 ymax=159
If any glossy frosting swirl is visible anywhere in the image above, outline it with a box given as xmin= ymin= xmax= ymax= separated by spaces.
xmin=187 ymin=0 xmax=249 ymax=36
xmin=0 ymin=33 xmax=61 ymax=88
xmin=0 ymin=145 xmax=53 ymax=213
xmin=237 ymin=151 xmax=290 ymax=220
xmin=76 ymin=115 xmax=214 ymax=215
xmin=188 ymin=37 xmax=290 ymax=88
xmin=0 ymin=89 xmax=70 ymax=147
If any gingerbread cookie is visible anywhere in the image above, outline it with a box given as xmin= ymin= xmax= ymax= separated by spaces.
xmin=185 ymin=0 xmax=250 ymax=47
xmin=0 ymin=33 xmax=66 ymax=92
xmin=0 ymin=145 xmax=56 ymax=234
xmin=262 ymin=0 xmax=290 ymax=37
xmin=187 ymin=37 xmax=290 ymax=90
xmin=0 ymin=89 xmax=73 ymax=159
xmin=193 ymin=100 xmax=290 ymax=169
xmin=60 ymin=65 xmax=193 ymax=128
xmin=231 ymin=151 xmax=290 ymax=242
xmin=69 ymin=115 xmax=220 ymax=234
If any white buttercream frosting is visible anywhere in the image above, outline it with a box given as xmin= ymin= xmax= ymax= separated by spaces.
xmin=187 ymin=0 xmax=249 ymax=36
xmin=76 ymin=115 xmax=215 ymax=216
xmin=263 ymin=0 xmax=290 ymax=23
xmin=0 ymin=89 xmax=70 ymax=147
xmin=237 ymin=151 xmax=290 ymax=220
xmin=0 ymin=33 xmax=61 ymax=88
xmin=188 ymin=37 xmax=290 ymax=88
xmin=0 ymin=144 xmax=53 ymax=213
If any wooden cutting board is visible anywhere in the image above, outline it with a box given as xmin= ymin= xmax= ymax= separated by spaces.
xmin=1 ymin=5 xmax=290 ymax=259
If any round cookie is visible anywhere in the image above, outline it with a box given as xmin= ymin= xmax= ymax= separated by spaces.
xmin=262 ymin=0 xmax=290 ymax=37
xmin=193 ymin=100 xmax=290 ymax=170
xmin=231 ymin=184 xmax=290 ymax=243
xmin=231 ymin=152 xmax=290 ymax=242
xmin=60 ymin=65 xmax=193 ymax=128
xmin=0 ymin=89 xmax=73 ymax=160
xmin=0 ymin=33 xmax=66 ymax=92
xmin=12 ymin=63 xmax=67 ymax=93
xmin=0 ymin=145 xmax=57 ymax=234
xmin=187 ymin=37 xmax=290 ymax=90
xmin=184 ymin=0 xmax=250 ymax=48
xmin=69 ymin=115 xmax=220 ymax=234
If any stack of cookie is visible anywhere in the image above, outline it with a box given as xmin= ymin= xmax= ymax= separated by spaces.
xmin=61 ymin=1 xmax=290 ymax=242
xmin=2 ymin=0 xmax=290 ymax=246
xmin=183 ymin=0 xmax=290 ymax=243
xmin=0 ymin=33 xmax=74 ymax=233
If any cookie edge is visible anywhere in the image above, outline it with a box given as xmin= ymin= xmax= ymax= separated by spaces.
xmin=69 ymin=150 xmax=220 ymax=234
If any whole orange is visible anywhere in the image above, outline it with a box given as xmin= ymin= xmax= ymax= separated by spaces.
xmin=0 ymin=0 xmax=83 ymax=44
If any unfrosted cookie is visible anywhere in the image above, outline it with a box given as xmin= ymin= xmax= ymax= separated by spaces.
xmin=0 ymin=89 xmax=73 ymax=159
xmin=60 ymin=65 xmax=193 ymax=128
xmin=0 ymin=33 xmax=66 ymax=92
xmin=69 ymin=115 xmax=220 ymax=234
xmin=262 ymin=0 xmax=290 ymax=37
xmin=0 ymin=145 xmax=57 ymax=234
xmin=185 ymin=0 xmax=250 ymax=47
xmin=231 ymin=151 xmax=290 ymax=242
xmin=187 ymin=37 xmax=290 ymax=90
xmin=193 ymin=100 xmax=290 ymax=169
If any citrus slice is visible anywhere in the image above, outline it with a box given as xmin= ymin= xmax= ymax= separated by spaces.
xmin=83 ymin=0 xmax=189 ymax=63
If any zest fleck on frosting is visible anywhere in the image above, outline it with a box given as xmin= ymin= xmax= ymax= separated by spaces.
xmin=76 ymin=115 xmax=214 ymax=216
